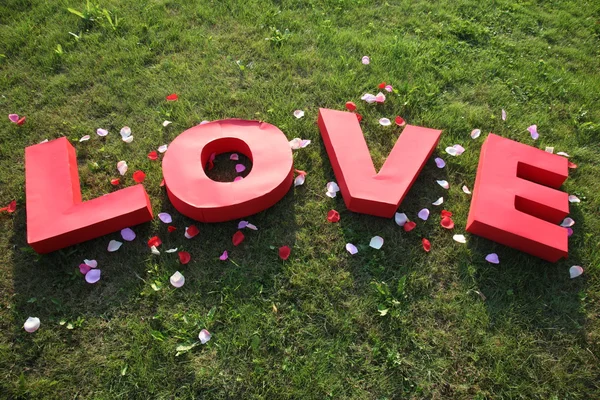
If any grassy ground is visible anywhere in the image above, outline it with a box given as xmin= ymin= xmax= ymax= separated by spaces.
xmin=1 ymin=0 xmax=600 ymax=398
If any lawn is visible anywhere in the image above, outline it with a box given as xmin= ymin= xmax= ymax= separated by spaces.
xmin=1 ymin=0 xmax=600 ymax=398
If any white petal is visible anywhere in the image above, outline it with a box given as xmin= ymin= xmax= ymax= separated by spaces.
xmin=107 ymin=240 xmax=123 ymax=252
xmin=122 ymin=135 xmax=134 ymax=143
xmin=462 ymin=185 xmax=471 ymax=194
xmin=417 ymin=208 xmax=430 ymax=221
xmin=294 ymin=175 xmax=305 ymax=187
xmin=24 ymin=317 xmax=41 ymax=333
xmin=39 ymin=139 xmax=48 ymax=143
xmin=293 ymin=110 xmax=305 ymax=119
xmin=326 ymin=182 xmax=340 ymax=193
xmin=158 ymin=144 xmax=168 ymax=153
xmin=151 ymin=246 xmax=160 ymax=255
xmin=325 ymin=190 xmax=337 ymax=198
xmin=470 ymin=129 xmax=481 ymax=139
xmin=199 ymin=329 xmax=211 ymax=344
xmin=246 ymin=223 xmax=258 ymax=231
xmin=369 ymin=236 xmax=384 ymax=250
xmin=379 ymin=118 xmax=391 ymax=126
xmin=568 ymin=195 xmax=580 ymax=203
xmin=432 ymin=197 xmax=444 ymax=206
xmin=501 ymin=109 xmax=507 ymax=121
xmin=545 ymin=147 xmax=554 ymax=154
xmin=85 ymin=269 xmax=101 ymax=283
xmin=346 ymin=243 xmax=358 ymax=255
xmin=556 ymin=152 xmax=570 ymax=157
xmin=361 ymin=56 xmax=370 ymax=65
xmin=96 ymin=128 xmax=108 ymax=137
xmin=170 ymin=271 xmax=185 ymax=288
xmin=394 ymin=212 xmax=408 ymax=226
xmin=361 ymin=93 xmax=377 ymax=103
xmin=200 ymin=120 xmax=210 ymax=125
xmin=162 ymin=120 xmax=172 ymax=127
xmin=120 ymin=126 xmax=131 ymax=138
xmin=165 ymin=248 xmax=178 ymax=253
xmin=158 ymin=213 xmax=172 ymax=223
xmin=300 ymin=139 xmax=311 ymax=148
xmin=453 ymin=234 xmax=467 ymax=244
xmin=79 ymin=135 xmax=90 ymax=142
xmin=84 ymin=259 xmax=98 ymax=268
xmin=569 ymin=266 xmax=584 ymax=279
xmin=445 ymin=146 xmax=458 ymax=156
xmin=560 ymin=217 xmax=575 ymax=227
xmin=117 ymin=161 xmax=128 ymax=175
xmin=485 ymin=253 xmax=500 ymax=264
xmin=289 ymin=138 xmax=302 ymax=150
xmin=437 ymin=180 xmax=449 ymax=189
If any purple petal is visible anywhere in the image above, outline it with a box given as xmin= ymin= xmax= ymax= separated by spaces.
xmin=219 ymin=251 xmax=228 ymax=261
xmin=230 ymin=153 xmax=239 ymax=161
xmin=158 ymin=213 xmax=172 ymax=223
xmin=238 ymin=221 xmax=249 ymax=229
xmin=121 ymin=228 xmax=136 ymax=242
xmin=9 ymin=114 xmax=19 ymax=123
xmin=435 ymin=157 xmax=445 ymax=168
xmin=85 ymin=269 xmax=101 ymax=284
xmin=527 ymin=125 xmax=539 ymax=140
xmin=485 ymin=253 xmax=500 ymax=264
xmin=346 ymin=243 xmax=358 ymax=255
xmin=567 ymin=227 xmax=573 ymax=237
xmin=417 ymin=208 xmax=430 ymax=221
xmin=235 ymin=164 xmax=246 ymax=173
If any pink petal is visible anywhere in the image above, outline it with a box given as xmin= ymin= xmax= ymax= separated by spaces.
xmin=79 ymin=135 xmax=90 ymax=142
xmin=234 ymin=176 xmax=244 ymax=182
xmin=96 ymin=128 xmax=108 ymax=137
xmin=107 ymin=240 xmax=123 ymax=252
xmin=485 ymin=253 xmax=500 ymax=264
xmin=527 ymin=125 xmax=539 ymax=140
xmin=170 ymin=271 xmax=185 ymax=288
xmin=117 ymin=161 xmax=128 ymax=176
xmin=219 ymin=251 xmax=228 ymax=261
xmin=375 ymin=92 xmax=386 ymax=103
xmin=560 ymin=217 xmax=575 ymax=227
xmin=568 ymin=195 xmax=580 ymax=203
xmin=501 ymin=109 xmax=507 ymax=121
xmin=462 ymin=185 xmax=471 ymax=194
xmin=435 ymin=158 xmax=445 ymax=168
xmin=158 ymin=213 xmax=172 ymax=223
xmin=384 ymin=85 xmax=393 ymax=92
xmin=452 ymin=144 xmax=465 ymax=155
xmin=567 ymin=227 xmax=573 ymax=237
xmin=85 ymin=269 xmax=101 ymax=284
xmin=369 ymin=236 xmax=384 ymax=249
xmin=235 ymin=164 xmax=246 ymax=173
xmin=379 ymin=118 xmax=391 ymax=126
xmin=569 ymin=266 xmax=583 ymax=279
xmin=79 ymin=263 xmax=91 ymax=274
xmin=121 ymin=228 xmax=136 ymax=241
xmin=289 ymin=138 xmax=302 ymax=149
xmin=9 ymin=114 xmax=19 ymax=123
xmin=471 ymin=129 xmax=481 ymax=139
xmin=230 ymin=153 xmax=239 ymax=161
xmin=437 ymin=180 xmax=449 ymax=189
xmin=361 ymin=56 xmax=370 ymax=65
xmin=417 ymin=208 xmax=430 ymax=221
xmin=346 ymin=243 xmax=358 ymax=255
xmin=394 ymin=212 xmax=408 ymax=226
xmin=199 ymin=329 xmax=211 ymax=344
xmin=432 ymin=197 xmax=443 ymax=206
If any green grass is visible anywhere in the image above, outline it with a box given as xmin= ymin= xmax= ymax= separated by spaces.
xmin=1 ymin=0 xmax=600 ymax=398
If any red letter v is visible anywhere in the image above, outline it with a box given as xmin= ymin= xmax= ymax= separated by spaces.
xmin=318 ymin=108 xmax=442 ymax=218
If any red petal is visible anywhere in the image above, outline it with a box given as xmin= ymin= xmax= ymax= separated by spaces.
xmin=160 ymin=178 xmax=165 ymax=187
xmin=110 ymin=178 xmax=120 ymax=186
xmin=294 ymin=169 xmax=307 ymax=176
xmin=345 ymin=101 xmax=357 ymax=111
xmin=148 ymin=151 xmax=158 ymax=160
xmin=395 ymin=116 xmax=406 ymax=126
xmin=166 ymin=93 xmax=178 ymax=101
xmin=355 ymin=113 xmax=363 ymax=122
xmin=133 ymin=170 xmax=146 ymax=183
xmin=279 ymin=245 xmax=291 ymax=260
xmin=186 ymin=225 xmax=199 ymax=238
xmin=232 ymin=230 xmax=245 ymax=246
xmin=168 ymin=226 xmax=177 ymax=232
xmin=327 ymin=209 xmax=340 ymax=223
xmin=422 ymin=238 xmax=431 ymax=252
xmin=440 ymin=216 xmax=454 ymax=229
xmin=440 ymin=210 xmax=453 ymax=218
xmin=378 ymin=82 xmax=386 ymax=89
xmin=6 ymin=200 xmax=16 ymax=213
xmin=178 ymin=251 xmax=191 ymax=264
xmin=148 ymin=236 xmax=162 ymax=247
xmin=568 ymin=161 xmax=577 ymax=169
xmin=17 ymin=116 xmax=26 ymax=126
xmin=403 ymin=221 xmax=416 ymax=232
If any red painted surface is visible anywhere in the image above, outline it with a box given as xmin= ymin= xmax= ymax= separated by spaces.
xmin=466 ymin=134 xmax=569 ymax=262
xmin=25 ymin=138 xmax=153 ymax=253
xmin=162 ymin=119 xmax=293 ymax=222
xmin=318 ymin=108 xmax=442 ymax=218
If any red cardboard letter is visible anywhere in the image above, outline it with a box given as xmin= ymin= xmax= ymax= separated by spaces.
xmin=466 ymin=134 xmax=569 ymax=262
xmin=25 ymin=138 xmax=153 ymax=253
xmin=162 ymin=119 xmax=293 ymax=222
xmin=318 ymin=108 xmax=442 ymax=218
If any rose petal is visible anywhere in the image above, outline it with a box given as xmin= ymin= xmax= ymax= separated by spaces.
xmin=385 ymin=85 xmax=393 ymax=92
xmin=299 ymin=139 xmax=311 ymax=148
xmin=234 ymin=164 xmax=246 ymax=174
xmin=432 ymin=197 xmax=444 ymax=206
xmin=170 ymin=271 xmax=185 ymax=288
xmin=445 ymin=147 xmax=458 ymax=156
xmin=527 ymin=125 xmax=539 ymax=140
xmin=440 ymin=216 xmax=454 ymax=229
xmin=166 ymin=93 xmax=178 ymax=101
xmin=79 ymin=135 xmax=90 ymax=142
xmin=165 ymin=248 xmax=178 ymax=253
xmin=107 ymin=240 xmax=122 ymax=252
xmin=117 ymin=161 xmax=128 ymax=176
xmin=345 ymin=101 xmax=357 ymax=111
xmin=361 ymin=93 xmax=377 ymax=103
xmin=560 ymin=217 xmax=575 ymax=227
xmin=375 ymin=92 xmax=386 ymax=103
xmin=79 ymin=263 xmax=91 ymax=274
xmin=168 ymin=226 xmax=177 ymax=232
xmin=178 ymin=251 xmax=191 ymax=265
xmin=289 ymin=138 xmax=302 ymax=149
xmin=569 ymin=266 xmax=584 ymax=279
xmin=545 ymin=147 xmax=554 ymax=154
xmin=453 ymin=234 xmax=466 ymax=243
xmin=379 ymin=118 xmax=391 ymax=126
xmin=234 ymin=176 xmax=244 ymax=182
xmin=158 ymin=144 xmax=168 ymax=153
xmin=441 ymin=210 xmax=453 ymax=218
xmin=151 ymin=246 xmax=160 ymax=255
xmin=462 ymin=185 xmax=471 ymax=194
xmin=293 ymin=110 xmax=305 ymax=119
xmin=199 ymin=329 xmax=211 ymax=344
xmin=326 ymin=182 xmax=340 ymax=193
xmin=501 ymin=109 xmax=507 ymax=121
xmin=85 ymin=269 xmax=101 ymax=284
xmin=16 ymin=116 xmax=26 ymax=126
xmin=355 ymin=113 xmax=362 ymax=122
xmin=568 ymin=161 xmax=577 ymax=169
xmin=471 ymin=129 xmax=481 ymax=139
xmin=148 ymin=236 xmax=162 ymax=247
xmin=219 ymin=251 xmax=228 ymax=261
xmin=378 ymin=82 xmax=386 ymax=89
xmin=122 ymin=135 xmax=134 ymax=143
xmin=279 ymin=246 xmax=291 ymax=260
xmin=96 ymin=128 xmax=108 ymax=137
xmin=437 ymin=180 xmax=449 ymax=189
xmin=568 ymin=195 xmax=580 ymax=203
xmin=24 ymin=317 xmax=40 ymax=333
xmin=422 ymin=238 xmax=431 ymax=252
xmin=557 ymin=152 xmax=570 ymax=157
xmin=452 ymin=144 xmax=465 ymax=155
xmin=238 ymin=221 xmax=249 ymax=229
xmin=246 ymin=223 xmax=258 ymax=230
xmin=9 ymin=114 xmax=19 ymax=123
xmin=404 ymin=221 xmax=416 ymax=232
xmin=133 ymin=170 xmax=146 ymax=183
xmin=294 ymin=174 xmax=305 ymax=187
xmin=121 ymin=228 xmax=136 ymax=241
xmin=185 ymin=225 xmax=199 ymax=239
xmin=158 ymin=213 xmax=172 ymax=223
xmin=120 ymin=126 xmax=131 ymax=139
xmin=567 ymin=227 xmax=573 ymax=237
xmin=345 ymin=243 xmax=358 ymax=255
xmin=110 ymin=178 xmax=120 ymax=185
xmin=393 ymin=116 xmax=406 ymax=127
xmin=485 ymin=253 xmax=500 ymax=264
xmin=230 ymin=153 xmax=239 ymax=161
xmin=361 ymin=56 xmax=370 ymax=65
xmin=162 ymin=120 xmax=172 ymax=127
xmin=325 ymin=191 xmax=336 ymax=198
xmin=417 ymin=208 xmax=430 ymax=221
xmin=395 ymin=212 xmax=408 ymax=226
xmin=2 ymin=200 xmax=17 ymax=213
xmin=232 ymin=230 xmax=245 ymax=246
xmin=327 ymin=210 xmax=340 ymax=223
xmin=84 ymin=259 xmax=97 ymax=268
xmin=435 ymin=157 xmax=445 ymax=168
xmin=148 ymin=151 xmax=158 ymax=160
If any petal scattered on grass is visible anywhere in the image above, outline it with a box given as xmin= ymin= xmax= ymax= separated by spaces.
xmin=375 ymin=92 xmax=386 ymax=103
xmin=345 ymin=102 xmax=357 ymax=111
xmin=294 ymin=174 xmax=306 ymax=187
xmin=158 ymin=213 xmax=172 ymax=223
xmin=185 ymin=225 xmax=199 ymax=239
xmin=79 ymin=135 xmax=90 ymax=142
xmin=327 ymin=210 xmax=340 ymax=223
xmin=528 ymin=125 xmax=539 ymax=140
xmin=117 ymin=161 xmax=128 ymax=176
xmin=441 ymin=210 xmax=453 ymax=218
xmin=361 ymin=56 xmax=370 ymax=65
xmin=560 ymin=217 xmax=575 ymax=227
xmin=121 ymin=228 xmax=136 ymax=241
xmin=85 ymin=269 xmax=101 ymax=284
xmin=471 ymin=129 xmax=481 ymax=139
xmin=569 ymin=266 xmax=584 ymax=279
xmin=567 ymin=227 xmax=574 ymax=237
xmin=369 ymin=236 xmax=384 ymax=249
xmin=418 ymin=208 xmax=430 ymax=221
xmin=158 ymin=144 xmax=168 ymax=153
xmin=346 ymin=243 xmax=358 ymax=255
xmin=501 ymin=109 xmax=507 ymax=121
xmin=361 ymin=93 xmax=377 ymax=103
xmin=293 ymin=110 xmax=305 ymax=119
xmin=170 ymin=271 xmax=185 ymax=288
xmin=84 ymin=259 xmax=97 ymax=268
xmin=462 ymin=185 xmax=471 ymax=194
xmin=165 ymin=248 xmax=178 ymax=253
xmin=446 ymin=147 xmax=458 ymax=156
xmin=219 ymin=251 xmax=228 ymax=261
xmin=148 ymin=151 xmax=158 ymax=160
xmin=232 ymin=230 xmax=245 ymax=246
xmin=151 ymin=246 xmax=160 ymax=255
xmin=16 ymin=116 xmax=26 ymax=125
xmin=395 ymin=212 xmax=408 ymax=226
xmin=0 ymin=200 xmax=17 ymax=213
xmin=422 ymin=238 xmax=431 ymax=252
xmin=24 ymin=317 xmax=41 ymax=333
xmin=385 ymin=85 xmax=393 ymax=92
xmin=394 ymin=116 xmax=406 ymax=126
xmin=97 ymin=128 xmax=108 ymax=137
xmin=379 ymin=118 xmax=391 ymax=126
xmin=435 ymin=158 xmax=445 ymax=168
xmin=279 ymin=245 xmax=291 ymax=260
xmin=166 ymin=93 xmax=178 ymax=101
xmin=568 ymin=195 xmax=580 ymax=203
xmin=557 ymin=152 xmax=570 ymax=157
xmin=9 ymin=114 xmax=19 ymax=123
xmin=148 ymin=236 xmax=162 ymax=247
xmin=168 ymin=226 xmax=177 ymax=232
xmin=178 ymin=251 xmax=191 ymax=265
xmin=199 ymin=329 xmax=211 ymax=344
xmin=404 ymin=221 xmax=416 ymax=232
xmin=432 ymin=197 xmax=444 ymax=206
xmin=440 ymin=216 xmax=454 ymax=229
xmin=107 ymin=240 xmax=122 ymax=252
xmin=453 ymin=144 xmax=465 ymax=155
xmin=120 ymin=126 xmax=131 ymax=139
xmin=162 ymin=120 xmax=172 ymax=127
xmin=122 ymin=135 xmax=134 ymax=143
xmin=485 ymin=253 xmax=500 ymax=264
xmin=437 ymin=180 xmax=449 ymax=189
xmin=568 ymin=161 xmax=577 ymax=169
xmin=453 ymin=234 xmax=467 ymax=243
xmin=110 ymin=178 xmax=120 ymax=185
xmin=79 ymin=263 xmax=91 ymax=274
xmin=133 ymin=170 xmax=146 ymax=183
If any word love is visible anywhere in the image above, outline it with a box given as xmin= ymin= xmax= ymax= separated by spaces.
xmin=25 ymin=110 xmax=570 ymax=262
